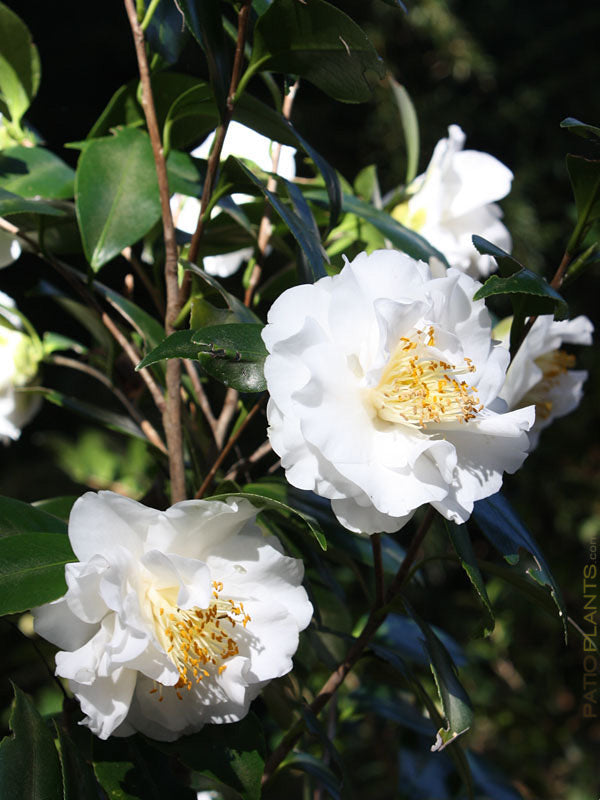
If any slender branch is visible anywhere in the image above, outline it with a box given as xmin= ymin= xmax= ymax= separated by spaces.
xmin=215 ymin=386 xmax=240 ymax=449
xmin=224 ymin=439 xmax=272 ymax=481
xmin=187 ymin=0 xmax=253 ymax=269
xmin=244 ymin=81 xmax=299 ymax=308
xmin=50 ymin=355 xmax=167 ymax=454
xmin=371 ymin=533 xmax=385 ymax=609
xmin=121 ymin=246 xmax=165 ymax=314
xmin=123 ymin=0 xmax=186 ymax=502
xmin=261 ymin=507 xmax=436 ymax=785
xmin=195 ymin=394 xmax=267 ymax=499
xmin=183 ymin=359 xmax=219 ymax=439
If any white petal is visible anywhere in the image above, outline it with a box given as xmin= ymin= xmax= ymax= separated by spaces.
xmin=70 ymin=668 xmax=138 ymax=740
xmin=33 ymin=596 xmax=99 ymax=651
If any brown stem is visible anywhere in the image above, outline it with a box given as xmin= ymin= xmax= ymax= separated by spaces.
xmin=215 ymin=386 xmax=240 ymax=449
xmin=50 ymin=355 xmax=167 ymax=454
xmin=183 ymin=359 xmax=218 ymax=438
xmin=244 ymin=81 xmax=299 ymax=308
xmin=224 ymin=439 xmax=272 ymax=481
xmin=371 ymin=533 xmax=385 ymax=609
xmin=187 ymin=0 xmax=253 ymax=270
xmin=261 ymin=507 xmax=436 ymax=785
xmin=121 ymin=246 xmax=165 ymax=315
xmin=195 ymin=394 xmax=266 ymax=499
xmin=123 ymin=0 xmax=185 ymax=502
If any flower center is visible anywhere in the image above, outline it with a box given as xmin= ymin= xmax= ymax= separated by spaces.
xmin=391 ymin=201 xmax=427 ymax=232
xmin=520 ymin=349 xmax=575 ymax=420
xmin=370 ymin=326 xmax=482 ymax=428
xmin=148 ymin=580 xmax=251 ymax=700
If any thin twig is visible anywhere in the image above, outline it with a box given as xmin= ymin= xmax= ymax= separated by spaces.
xmin=224 ymin=439 xmax=272 ymax=481
xmin=261 ymin=507 xmax=437 ymax=785
xmin=371 ymin=533 xmax=385 ymax=609
xmin=121 ymin=246 xmax=165 ymax=314
xmin=50 ymin=355 xmax=167 ymax=454
xmin=123 ymin=0 xmax=186 ymax=502
xmin=195 ymin=394 xmax=267 ymax=499
xmin=215 ymin=386 xmax=240 ymax=449
xmin=183 ymin=359 xmax=219 ymax=439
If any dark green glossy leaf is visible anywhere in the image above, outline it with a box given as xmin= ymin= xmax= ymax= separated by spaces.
xmin=0 ymin=187 xmax=65 ymax=217
xmin=137 ymin=329 xmax=206 ymax=365
xmin=235 ymin=158 xmax=328 ymax=281
xmin=32 ymin=496 xmax=77 ymax=522
xmin=177 ymin=0 xmax=230 ymax=118
xmin=283 ymin=177 xmax=329 ymax=282
xmin=390 ymin=78 xmax=419 ymax=184
xmin=0 ymin=532 xmax=74 ymax=615
xmin=55 ymin=723 xmax=100 ymax=800
xmin=154 ymin=713 xmax=265 ymax=800
xmin=566 ymin=154 xmax=600 ymax=236
xmin=167 ymin=149 xmax=207 ymax=196
xmin=377 ymin=613 xmax=466 ymax=668
xmin=0 ymin=3 xmax=41 ymax=125
xmin=144 ymin=0 xmax=189 ymax=65
xmin=472 ymin=234 xmax=522 ymax=276
xmin=0 ymin=146 xmax=75 ymax=198
xmin=86 ymin=82 xmax=145 ymax=141
xmin=245 ymin=0 xmax=385 ymax=104
xmin=234 ymin=92 xmax=297 ymax=146
xmin=0 ymin=495 xmax=67 ymax=537
xmin=473 ymin=270 xmax=567 ymax=313
xmin=473 ymin=492 xmax=567 ymax=638
xmin=163 ymin=83 xmax=216 ymax=153
xmin=404 ymin=603 xmax=473 ymax=751
xmin=305 ymin=188 xmax=449 ymax=265
xmin=446 ymin=522 xmax=494 ymax=636
xmin=209 ymin=489 xmax=327 ymax=550
xmin=280 ymin=752 xmax=341 ymax=800
xmin=185 ymin=260 xmax=262 ymax=323
xmin=75 ymin=128 xmax=161 ymax=270
xmin=93 ymin=282 xmax=165 ymax=351
xmin=560 ymin=117 xmax=600 ymax=142
xmin=198 ymin=350 xmax=266 ymax=392
xmin=0 ymin=684 xmax=62 ymax=800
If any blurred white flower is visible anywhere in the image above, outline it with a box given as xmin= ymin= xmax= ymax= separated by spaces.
xmin=392 ymin=125 xmax=513 ymax=278
xmin=262 ymin=250 xmax=534 ymax=535
xmin=0 ymin=291 xmax=41 ymax=442
xmin=33 ymin=492 xmax=312 ymax=741
xmin=172 ymin=122 xmax=296 ymax=278
xmin=496 ymin=314 xmax=593 ymax=450
xmin=0 ymin=228 xmax=22 ymax=268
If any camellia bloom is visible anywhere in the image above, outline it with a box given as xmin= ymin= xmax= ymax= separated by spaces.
xmin=172 ymin=122 xmax=296 ymax=278
xmin=33 ymin=492 xmax=312 ymax=741
xmin=495 ymin=314 xmax=593 ymax=450
xmin=392 ymin=125 xmax=513 ymax=278
xmin=262 ymin=250 xmax=534 ymax=534
xmin=0 ymin=291 xmax=41 ymax=442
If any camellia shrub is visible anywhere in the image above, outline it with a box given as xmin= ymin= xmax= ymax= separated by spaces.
xmin=0 ymin=1 xmax=597 ymax=798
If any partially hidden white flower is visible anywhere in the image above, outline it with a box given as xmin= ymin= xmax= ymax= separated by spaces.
xmin=172 ymin=122 xmax=296 ymax=278
xmin=33 ymin=491 xmax=312 ymax=741
xmin=0 ymin=291 xmax=41 ymax=442
xmin=0 ymin=227 xmax=22 ymax=268
xmin=262 ymin=250 xmax=534 ymax=535
xmin=496 ymin=314 xmax=593 ymax=450
xmin=392 ymin=125 xmax=513 ymax=278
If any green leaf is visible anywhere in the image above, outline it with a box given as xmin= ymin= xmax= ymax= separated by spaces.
xmin=32 ymin=496 xmax=77 ymax=522
xmin=305 ymin=187 xmax=449 ymax=265
xmin=209 ymin=490 xmax=327 ymax=550
xmin=0 ymin=495 xmax=67 ymax=537
xmin=0 ymin=186 xmax=65 ymax=217
xmin=55 ymin=723 xmax=100 ymax=800
xmin=0 ymin=146 xmax=75 ymax=199
xmin=162 ymin=83 xmax=216 ymax=154
xmin=42 ymin=330 xmax=86 ymax=356
xmin=0 ymin=3 xmax=41 ymax=127
xmin=560 ymin=116 xmax=600 ymax=142
xmin=235 ymin=158 xmax=328 ymax=281
xmin=0 ymin=532 xmax=74 ymax=614
xmin=177 ymin=0 xmax=230 ymax=118
xmin=139 ymin=323 xmax=268 ymax=393
xmin=154 ymin=713 xmax=266 ymax=800
xmin=92 ymin=281 xmax=165 ymax=352
xmin=473 ymin=492 xmax=567 ymax=638
xmin=280 ymin=753 xmax=341 ymax=800
xmin=390 ymin=78 xmax=419 ymax=184
xmin=445 ymin=522 xmax=494 ymax=636
xmin=404 ymin=603 xmax=473 ymax=751
xmin=143 ymin=0 xmax=189 ymax=65
xmin=75 ymin=127 xmax=162 ymax=270
xmin=0 ymin=684 xmax=62 ymax=800
xmin=566 ymin=154 xmax=600 ymax=250
xmin=244 ymin=0 xmax=386 ymax=104
xmin=166 ymin=149 xmax=207 ymax=196
xmin=471 ymin=234 xmax=523 ymax=276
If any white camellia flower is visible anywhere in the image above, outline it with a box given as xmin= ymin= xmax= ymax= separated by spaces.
xmin=33 ymin=492 xmax=312 ymax=741
xmin=495 ymin=314 xmax=593 ymax=450
xmin=172 ymin=122 xmax=296 ymax=278
xmin=0 ymin=291 xmax=42 ymax=442
xmin=392 ymin=125 xmax=513 ymax=278
xmin=262 ymin=250 xmax=534 ymax=535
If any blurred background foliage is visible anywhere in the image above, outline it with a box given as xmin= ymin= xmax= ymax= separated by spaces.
xmin=1 ymin=1 xmax=599 ymax=797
